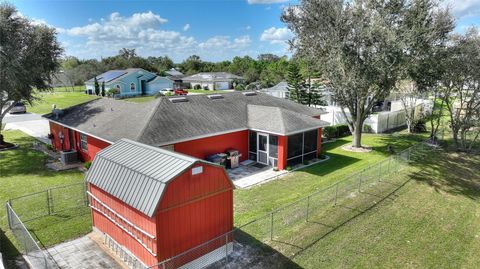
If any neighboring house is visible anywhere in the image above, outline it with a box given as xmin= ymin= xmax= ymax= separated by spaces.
xmin=182 ymin=72 xmax=243 ymax=90
xmin=262 ymin=81 xmax=289 ymax=99
xmin=86 ymin=139 xmax=233 ymax=268
xmin=84 ymin=68 xmax=173 ymax=97
xmin=164 ymin=68 xmax=186 ymax=89
xmin=45 ymin=92 xmax=329 ymax=170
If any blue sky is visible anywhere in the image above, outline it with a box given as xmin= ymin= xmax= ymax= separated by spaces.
xmin=11 ymin=0 xmax=480 ymax=62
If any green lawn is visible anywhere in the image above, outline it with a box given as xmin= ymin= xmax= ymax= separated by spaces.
xmin=0 ymin=130 xmax=89 ymax=266
xmin=290 ymin=150 xmax=480 ymax=268
xmin=27 ymin=91 xmax=98 ymax=115
xmin=234 ymin=132 xmax=428 ymax=225
xmin=123 ymin=95 xmax=156 ymax=103
xmin=50 ymin=85 xmax=86 ymax=92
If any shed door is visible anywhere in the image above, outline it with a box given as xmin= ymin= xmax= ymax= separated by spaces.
xmin=257 ymin=133 xmax=268 ymax=165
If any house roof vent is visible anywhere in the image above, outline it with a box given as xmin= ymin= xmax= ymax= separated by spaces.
xmin=207 ymin=94 xmax=224 ymax=100
xmin=169 ymin=97 xmax=188 ymax=103
xmin=242 ymin=92 xmax=257 ymax=96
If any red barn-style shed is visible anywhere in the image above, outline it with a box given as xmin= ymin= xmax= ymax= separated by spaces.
xmin=85 ymin=139 xmax=234 ymax=268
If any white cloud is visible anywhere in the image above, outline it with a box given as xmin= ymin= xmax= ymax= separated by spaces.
xmin=183 ymin=23 xmax=190 ymax=31
xmin=248 ymin=0 xmax=289 ymax=4
xmin=443 ymin=0 xmax=480 ymax=18
xmin=260 ymin=27 xmax=293 ymax=44
xmin=246 ymin=25 xmax=251 ymax=30
xmin=199 ymin=35 xmax=251 ymax=50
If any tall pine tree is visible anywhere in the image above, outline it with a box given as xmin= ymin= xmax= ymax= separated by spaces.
xmin=94 ymin=77 xmax=100 ymax=96
xmin=286 ymin=63 xmax=304 ymax=103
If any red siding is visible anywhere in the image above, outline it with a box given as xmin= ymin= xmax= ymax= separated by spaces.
xmin=278 ymin=135 xmax=288 ymax=170
xmin=48 ymin=121 xmax=111 ymax=162
xmin=317 ymin=128 xmax=323 ymax=157
xmin=90 ymin=185 xmax=159 ymax=266
xmin=174 ymin=130 xmax=248 ymax=162
xmin=156 ymin=163 xmax=233 ymax=261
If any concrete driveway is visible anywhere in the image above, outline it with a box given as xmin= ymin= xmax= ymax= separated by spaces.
xmin=3 ymin=112 xmax=51 ymax=144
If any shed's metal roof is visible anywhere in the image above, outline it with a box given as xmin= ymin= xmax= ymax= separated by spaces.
xmin=85 ymin=139 xmax=200 ymax=217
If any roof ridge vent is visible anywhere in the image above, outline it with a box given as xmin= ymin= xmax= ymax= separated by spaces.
xmin=169 ymin=97 xmax=188 ymax=103
xmin=242 ymin=91 xmax=257 ymax=96
xmin=207 ymin=94 xmax=224 ymax=100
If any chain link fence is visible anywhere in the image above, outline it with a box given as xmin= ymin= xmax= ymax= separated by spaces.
xmin=5 ymin=203 xmax=58 ymax=269
xmin=5 ymin=182 xmax=89 ymax=269
xmin=7 ymin=182 xmax=88 ymax=223
xmin=148 ymin=141 xmax=435 ymax=269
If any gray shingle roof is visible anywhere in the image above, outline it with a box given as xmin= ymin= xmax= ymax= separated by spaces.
xmin=45 ymin=92 xmax=329 ymax=146
xmin=182 ymin=72 xmax=243 ymax=82
xmin=85 ymin=139 xmax=202 ymax=217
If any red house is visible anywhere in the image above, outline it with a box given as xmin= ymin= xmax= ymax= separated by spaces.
xmin=86 ymin=139 xmax=234 ymax=268
xmin=45 ymin=92 xmax=329 ymax=169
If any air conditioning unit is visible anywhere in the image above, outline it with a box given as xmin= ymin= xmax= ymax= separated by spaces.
xmin=60 ymin=150 xmax=78 ymax=165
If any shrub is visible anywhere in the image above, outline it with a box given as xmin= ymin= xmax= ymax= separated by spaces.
xmin=323 ymin=124 xmax=351 ymax=139
xmin=235 ymin=84 xmax=246 ymax=91
xmin=363 ymin=124 xmax=373 ymax=133
xmin=303 ymin=160 xmax=310 ymax=165
xmin=319 ymin=154 xmax=327 ymax=160
xmin=412 ymin=119 xmax=427 ymax=133
xmin=193 ymin=84 xmax=202 ymax=90
xmin=286 ymin=166 xmax=293 ymax=171
xmin=272 ymin=167 xmax=279 ymax=172
xmin=84 ymin=161 xmax=92 ymax=170
xmin=46 ymin=144 xmax=53 ymax=151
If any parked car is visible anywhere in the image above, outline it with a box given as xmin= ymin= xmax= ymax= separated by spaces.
xmin=174 ymin=89 xmax=188 ymax=96
xmin=9 ymin=102 xmax=27 ymax=114
xmin=158 ymin=88 xmax=173 ymax=96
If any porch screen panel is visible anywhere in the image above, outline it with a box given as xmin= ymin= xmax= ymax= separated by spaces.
xmin=269 ymin=135 xmax=278 ymax=158
xmin=303 ymin=130 xmax=318 ymax=153
xmin=287 ymin=133 xmax=303 ymax=166
xmin=249 ymin=131 xmax=257 ymax=161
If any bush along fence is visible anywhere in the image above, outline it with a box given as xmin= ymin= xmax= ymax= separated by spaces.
xmin=148 ymin=142 xmax=437 ymax=269
xmin=5 ymin=182 xmax=88 ymax=269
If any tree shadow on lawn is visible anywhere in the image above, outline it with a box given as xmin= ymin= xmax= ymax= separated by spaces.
xmin=301 ymin=152 xmax=361 ymax=177
xmin=228 ymin=229 xmax=302 ymax=269
xmin=371 ymin=133 xmax=428 ymax=157
xmin=409 ymin=150 xmax=480 ymax=200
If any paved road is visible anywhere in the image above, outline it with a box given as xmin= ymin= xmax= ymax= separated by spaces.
xmin=3 ymin=112 xmax=51 ymax=144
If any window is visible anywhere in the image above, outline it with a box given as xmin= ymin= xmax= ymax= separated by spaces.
xmin=115 ymin=84 xmax=120 ymax=90
xmin=80 ymin=133 xmax=88 ymax=151
xmin=130 ymin=83 xmax=136 ymax=92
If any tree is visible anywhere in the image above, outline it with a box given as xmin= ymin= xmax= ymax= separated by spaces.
xmin=0 ymin=3 xmax=62 ymax=144
xmin=282 ymin=0 xmax=449 ymax=148
xmin=179 ymin=55 xmax=204 ymax=75
xmin=286 ymin=63 xmax=304 ymax=103
xmin=118 ymin=48 xmax=137 ymax=59
xmin=101 ymin=81 xmax=106 ymax=97
xmin=397 ymin=0 xmax=454 ymax=133
xmin=94 ymin=77 xmax=100 ymax=96
xmin=440 ymin=29 xmax=480 ymax=151
xmin=258 ymin=53 xmax=281 ymax=63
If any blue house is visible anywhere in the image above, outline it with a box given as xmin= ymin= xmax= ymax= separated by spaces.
xmin=85 ymin=68 xmax=173 ymax=98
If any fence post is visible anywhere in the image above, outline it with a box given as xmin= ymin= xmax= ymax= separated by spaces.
xmin=47 ymin=189 xmax=52 ymax=215
xmin=306 ymin=196 xmax=310 ymax=222
xmin=6 ymin=202 xmax=12 ymax=229
xmin=225 ymin=233 xmax=229 ymax=265
xmin=333 ymin=183 xmax=339 ymax=206
xmin=270 ymin=212 xmax=274 ymax=240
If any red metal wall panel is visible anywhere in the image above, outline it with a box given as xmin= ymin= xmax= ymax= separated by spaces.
xmin=90 ymin=185 xmax=159 ymax=266
xmin=174 ymin=130 xmax=248 ymax=162
xmin=156 ymin=163 xmax=233 ymax=261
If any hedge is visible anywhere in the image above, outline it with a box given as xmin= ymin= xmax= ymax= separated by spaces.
xmin=323 ymin=124 xmax=351 ymax=139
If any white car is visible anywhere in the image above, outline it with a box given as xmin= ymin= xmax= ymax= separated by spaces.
xmin=9 ymin=102 xmax=27 ymax=114
xmin=158 ymin=88 xmax=173 ymax=96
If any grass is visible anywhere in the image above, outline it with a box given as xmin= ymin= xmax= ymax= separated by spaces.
xmin=290 ymin=150 xmax=480 ymax=268
xmin=234 ymin=132 xmax=428 ymax=225
xmin=123 ymin=95 xmax=156 ymax=103
xmin=27 ymin=91 xmax=98 ymax=115
xmin=0 ymin=130 xmax=89 ymax=266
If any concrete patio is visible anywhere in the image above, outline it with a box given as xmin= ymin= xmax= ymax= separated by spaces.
xmin=47 ymin=234 xmax=124 ymax=269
